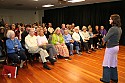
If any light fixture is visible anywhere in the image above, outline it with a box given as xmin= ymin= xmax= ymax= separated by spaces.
xmin=33 ymin=0 xmax=38 ymax=1
xmin=42 ymin=4 xmax=54 ymax=7
xmin=68 ymin=0 xmax=85 ymax=3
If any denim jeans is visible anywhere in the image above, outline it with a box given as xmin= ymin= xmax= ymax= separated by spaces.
xmin=102 ymin=67 xmax=118 ymax=82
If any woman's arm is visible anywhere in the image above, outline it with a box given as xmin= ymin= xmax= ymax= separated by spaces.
xmin=103 ymin=27 xmax=115 ymax=43
xmin=6 ymin=39 xmax=14 ymax=50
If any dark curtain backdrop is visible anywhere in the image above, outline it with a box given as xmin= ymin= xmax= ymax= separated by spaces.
xmin=43 ymin=1 xmax=125 ymax=45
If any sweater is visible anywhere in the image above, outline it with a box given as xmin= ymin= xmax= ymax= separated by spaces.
xmin=104 ymin=26 xmax=122 ymax=48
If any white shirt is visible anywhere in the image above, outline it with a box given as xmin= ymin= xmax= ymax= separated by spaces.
xmin=25 ymin=34 xmax=38 ymax=49
xmin=37 ymin=35 xmax=48 ymax=46
xmin=82 ymin=31 xmax=90 ymax=39
xmin=72 ymin=31 xmax=85 ymax=42
xmin=48 ymin=27 xmax=54 ymax=34
xmin=72 ymin=32 xmax=80 ymax=41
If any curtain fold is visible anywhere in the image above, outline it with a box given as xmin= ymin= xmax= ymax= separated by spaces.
xmin=44 ymin=1 xmax=124 ymax=45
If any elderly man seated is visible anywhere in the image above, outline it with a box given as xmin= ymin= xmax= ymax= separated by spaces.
xmin=25 ymin=28 xmax=55 ymax=70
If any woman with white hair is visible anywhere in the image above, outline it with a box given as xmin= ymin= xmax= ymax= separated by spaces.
xmin=6 ymin=30 xmax=27 ymax=68
xmin=51 ymin=27 xmax=71 ymax=59
xmin=72 ymin=26 xmax=82 ymax=55
xmin=81 ymin=26 xmax=92 ymax=53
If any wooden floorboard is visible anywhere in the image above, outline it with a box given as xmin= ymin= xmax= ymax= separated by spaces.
xmin=0 ymin=46 xmax=125 ymax=83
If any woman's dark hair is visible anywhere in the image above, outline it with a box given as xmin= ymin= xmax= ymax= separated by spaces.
xmin=110 ymin=14 xmax=121 ymax=27
xmin=25 ymin=24 xmax=31 ymax=28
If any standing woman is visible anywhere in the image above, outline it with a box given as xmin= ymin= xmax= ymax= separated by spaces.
xmin=100 ymin=14 xmax=122 ymax=83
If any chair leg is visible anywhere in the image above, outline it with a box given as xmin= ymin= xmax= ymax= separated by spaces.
xmin=25 ymin=59 xmax=28 ymax=68
xmin=29 ymin=54 xmax=34 ymax=66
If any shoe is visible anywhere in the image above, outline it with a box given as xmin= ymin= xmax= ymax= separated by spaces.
xmin=86 ymin=51 xmax=91 ymax=54
xmin=57 ymin=55 xmax=64 ymax=59
xmin=53 ymin=58 xmax=57 ymax=62
xmin=111 ymin=79 xmax=118 ymax=83
xmin=49 ymin=58 xmax=56 ymax=65
xmin=100 ymin=78 xmax=110 ymax=83
xmin=70 ymin=53 xmax=73 ymax=56
xmin=20 ymin=60 xmax=25 ymax=68
xmin=77 ymin=52 xmax=82 ymax=55
xmin=43 ymin=63 xmax=51 ymax=70
xmin=79 ymin=52 xmax=82 ymax=55
xmin=91 ymin=48 xmax=96 ymax=52
xmin=67 ymin=57 xmax=72 ymax=60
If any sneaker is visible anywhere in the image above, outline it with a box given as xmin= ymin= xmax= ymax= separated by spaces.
xmin=86 ymin=51 xmax=91 ymax=54
xmin=20 ymin=60 xmax=25 ymax=68
xmin=79 ymin=52 xmax=82 ymax=55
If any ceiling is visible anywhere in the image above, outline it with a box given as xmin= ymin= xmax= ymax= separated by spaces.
xmin=0 ymin=0 xmax=120 ymax=10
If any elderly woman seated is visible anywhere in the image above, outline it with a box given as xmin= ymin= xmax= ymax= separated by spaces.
xmin=6 ymin=30 xmax=27 ymax=68
xmin=63 ymin=29 xmax=80 ymax=55
xmin=51 ymin=27 xmax=71 ymax=59
xmin=72 ymin=26 xmax=82 ymax=55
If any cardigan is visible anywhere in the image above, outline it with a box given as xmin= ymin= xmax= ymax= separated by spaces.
xmin=6 ymin=38 xmax=23 ymax=53
xmin=51 ymin=34 xmax=65 ymax=45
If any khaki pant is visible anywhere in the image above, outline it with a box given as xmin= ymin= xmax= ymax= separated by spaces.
xmin=28 ymin=46 xmax=49 ymax=63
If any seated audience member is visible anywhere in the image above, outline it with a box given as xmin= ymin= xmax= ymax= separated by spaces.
xmin=12 ymin=24 xmax=20 ymax=39
xmin=10 ymin=24 xmax=16 ymax=31
xmin=63 ymin=30 xmax=74 ymax=55
xmin=51 ymin=27 xmax=71 ymax=59
xmin=42 ymin=23 xmax=47 ymax=29
xmin=81 ymin=26 xmax=92 ymax=53
xmin=25 ymin=28 xmax=55 ymax=70
xmin=71 ymin=23 xmax=75 ymax=29
xmin=88 ymin=26 xmax=96 ymax=51
xmin=93 ymin=26 xmax=102 ymax=49
xmin=48 ymin=23 xmax=54 ymax=34
xmin=37 ymin=28 xmax=57 ymax=61
xmin=73 ymin=26 xmax=91 ymax=54
xmin=43 ymin=27 xmax=50 ymax=39
xmin=6 ymin=30 xmax=27 ymax=68
xmin=18 ymin=24 xmax=25 ymax=40
xmin=21 ymin=25 xmax=31 ymax=49
xmin=0 ymin=39 xmax=3 ymax=56
xmin=100 ymin=26 xmax=107 ymax=37
xmin=60 ymin=24 xmax=67 ymax=35
xmin=100 ymin=26 xmax=107 ymax=47
xmin=68 ymin=25 xmax=74 ymax=35
xmin=72 ymin=26 xmax=82 ymax=55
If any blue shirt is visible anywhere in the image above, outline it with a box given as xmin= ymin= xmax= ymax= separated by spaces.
xmin=63 ymin=34 xmax=72 ymax=43
xmin=6 ymin=38 xmax=24 ymax=53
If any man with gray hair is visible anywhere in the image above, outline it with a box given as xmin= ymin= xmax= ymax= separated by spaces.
xmin=25 ymin=28 xmax=55 ymax=70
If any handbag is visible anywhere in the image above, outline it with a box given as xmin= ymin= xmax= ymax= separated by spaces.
xmin=2 ymin=65 xmax=17 ymax=78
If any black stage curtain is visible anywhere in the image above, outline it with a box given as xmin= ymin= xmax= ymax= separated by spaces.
xmin=44 ymin=1 xmax=125 ymax=45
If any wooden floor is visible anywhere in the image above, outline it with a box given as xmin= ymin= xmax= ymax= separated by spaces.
xmin=0 ymin=46 xmax=125 ymax=83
